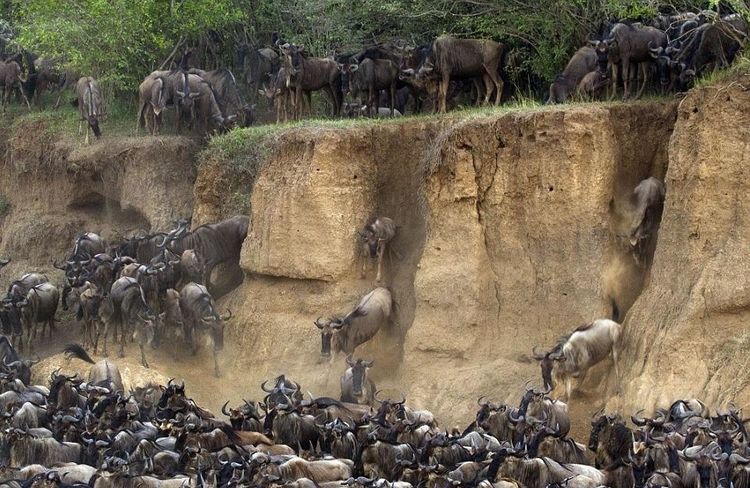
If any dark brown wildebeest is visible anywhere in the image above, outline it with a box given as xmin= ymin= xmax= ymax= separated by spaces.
xmin=15 ymin=282 xmax=59 ymax=350
xmin=417 ymin=35 xmax=505 ymax=113
xmin=676 ymin=18 xmax=748 ymax=77
xmin=178 ymin=282 xmax=232 ymax=377
xmin=0 ymin=57 xmax=30 ymax=112
xmin=314 ymin=287 xmax=392 ymax=362
xmin=588 ymin=412 xmax=633 ymax=469
xmin=340 ymin=355 xmax=375 ymax=405
xmin=603 ymin=23 xmax=667 ymax=99
xmin=189 ymin=68 xmax=255 ymax=127
xmin=76 ymin=281 xmax=105 ymax=352
xmin=281 ymin=44 xmax=342 ymax=119
xmin=63 ymin=343 xmax=124 ymax=392
xmin=547 ymin=47 xmax=600 ymax=104
xmin=341 ymin=58 xmax=399 ymax=117
xmin=360 ymin=217 xmax=397 ymax=283
xmin=74 ymin=77 xmax=104 ymax=144
xmin=159 ymin=215 xmax=249 ymax=298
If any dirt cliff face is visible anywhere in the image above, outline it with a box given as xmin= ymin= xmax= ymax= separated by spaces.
xmin=6 ymin=83 xmax=745 ymax=437
xmin=610 ymin=80 xmax=750 ymax=415
xmin=195 ymin=102 xmax=676 ymax=435
xmin=0 ymin=120 xmax=198 ymax=276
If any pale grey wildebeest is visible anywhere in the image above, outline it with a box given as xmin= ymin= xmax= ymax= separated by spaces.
xmin=533 ymin=318 xmax=622 ymax=400
xmin=360 ymin=217 xmax=397 ymax=283
xmin=63 ymin=343 xmax=124 ymax=392
xmin=74 ymin=77 xmax=104 ymax=144
xmin=314 ymin=287 xmax=392 ymax=363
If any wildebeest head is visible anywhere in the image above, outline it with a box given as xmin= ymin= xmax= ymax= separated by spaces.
xmin=280 ymin=43 xmax=306 ymax=82
xmin=198 ymin=307 xmax=232 ymax=350
xmin=338 ymin=60 xmax=358 ymax=96
xmin=588 ymin=410 xmax=620 ymax=451
xmin=346 ymin=355 xmax=373 ymax=397
xmin=175 ymin=71 xmax=200 ymax=111
xmin=314 ymin=317 xmax=345 ymax=358
xmin=360 ymin=222 xmax=381 ymax=258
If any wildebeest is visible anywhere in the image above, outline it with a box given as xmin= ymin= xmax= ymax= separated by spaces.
xmin=260 ymin=67 xmax=293 ymax=123
xmin=341 ymin=58 xmax=399 ymax=117
xmin=7 ymin=429 xmax=82 ymax=467
xmin=74 ymin=76 xmax=104 ymax=144
xmin=340 ymin=356 xmax=375 ymax=405
xmin=263 ymin=456 xmax=354 ymax=483
xmin=547 ymin=47 xmax=600 ymax=104
xmin=417 ymin=36 xmax=505 ymax=113
xmin=604 ymin=23 xmax=667 ymax=99
xmin=629 ymin=177 xmax=666 ymax=256
xmin=63 ymin=343 xmax=124 ymax=392
xmin=178 ymin=282 xmax=232 ymax=377
xmin=314 ymin=287 xmax=392 ymax=361
xmin=15 ymin=282 xmax=59 ymax=350
xmin=360 ymin=217 xmax=397 ymax=283
xmin=676 ymin=18 xmax=748 ymax=77
xmin=588 ymin=412 xmax=633 ymax=469
xmin=533 ymin=318 xmax=622 ymax=400
xmin=136 ymin=73 xmax=169 ymax=135
xmin=576 ymin=70 xmax=608 ymax=100
xmin=101 ymin=276 xmax=160 ymax=367
xmin=189 ymin=68 xmax=255 ymax=127
xmin=0 ymin=57 xmax=30 ymax=112
xmin=0 ymin=335 xmax=36 ymax=385
xmin=281 ymin=44 xmax=342 ymax=119
xmin=160 ymin=215 xmax=249 ymax=298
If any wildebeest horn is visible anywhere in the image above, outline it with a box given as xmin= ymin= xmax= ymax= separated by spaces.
xmin=631 ymin=409 xmax=648 ymax=426
xmin=222 ymin=401 xmax=231 ymax=416
xmin=221 ymin=309 xmax=233 ymax=321
xmin=314 ymin=317 xmax=325 ymax=329
xmin=0 ymin=258 xmax=9 ymax=266
xmin=52 ymin=260 xmax=67 ymax=270
xmin=531 ymin=346 xmax=547 ymax=360
xmin=261 ymin=379 xmax=274 ymax=392
xmin=395 ymin=393 xmax=406 ymax=405
xmin=346 ymin=355 xmax=355 ymax=367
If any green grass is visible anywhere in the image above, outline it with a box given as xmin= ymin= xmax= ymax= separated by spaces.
xmin=694 ymin=55 xmax=750 ymax=89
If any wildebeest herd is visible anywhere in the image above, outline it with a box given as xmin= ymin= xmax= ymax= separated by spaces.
xmin=0 ymin=169 xmax=681 ymax=486
xmin=0 ymin=338 xmax=741 ymax=488
xmin=0 ymin=8 xmax=747 ymax=141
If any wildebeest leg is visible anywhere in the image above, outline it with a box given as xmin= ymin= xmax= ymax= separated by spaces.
xmin=139 ymin=341 xmax=149 ymax=368
xmin=361 ymin=250 xmax=368 ymax=278
xmin=390 ymin=83 xmax=396 ymax=117
xmin=608 ymin=64 xmax=619 ymax=101
xmin=565 ymin=377 xmax=572 ymax=401
xmin=484 ymin=66 xmax=503 ymax=106
xmin=635 ymin=63 xmax=648 ymax=100
xmin=305 ymin=91 xmax=312 ymax=118
xmin=439 ymin=75 xmax=450 ymax=113
xmin=213 ymin=348 xmax=221 ymax=377
xmin=621 ymin=59 xmax=632 ymax=100
xmin=376 ymin=241 xmax=385 ymax=283
xmin=118 ymin=322 xmax=126 ymax=358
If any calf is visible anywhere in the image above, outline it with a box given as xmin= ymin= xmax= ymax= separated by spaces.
xmin=548 ymin=46 xmax=599 ymax=103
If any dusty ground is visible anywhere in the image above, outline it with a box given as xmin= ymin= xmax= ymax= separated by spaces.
xmin=2 ymin=80 xmax=748 ymax=440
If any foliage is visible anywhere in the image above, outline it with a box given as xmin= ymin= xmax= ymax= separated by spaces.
xmin=2 ymin=0 xmax=749 ymax=99
xmin=9 ymin=0 xmax=244 ymax=92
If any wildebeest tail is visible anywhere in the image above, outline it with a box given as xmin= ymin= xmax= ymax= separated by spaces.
xmin=63 ymin=343 xmax=96 ymax=364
